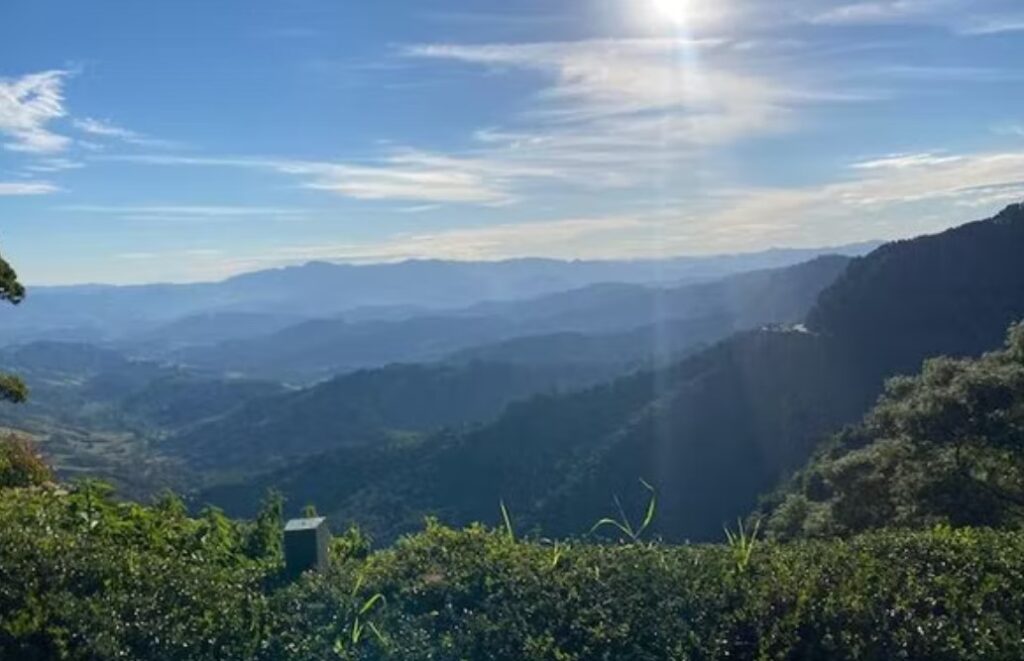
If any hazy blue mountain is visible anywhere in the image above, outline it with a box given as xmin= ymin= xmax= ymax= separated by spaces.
xmin=0 ymin=244 xmax=878 ymax=347
xmin=444 ymin=327 xmax=685 ymax=370
xmin=123 ymin=311 xmax=310 ymax=352
xmin=198 ymin=206 xmax=1024 ymax=543
xmin=176 ymin=255 xmax=852 ymax=381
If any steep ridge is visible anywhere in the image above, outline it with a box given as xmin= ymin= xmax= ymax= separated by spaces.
xmin=177 ymin=255 xmax=852 ymax=381
xmin=808 ymin=202 xmax=1024 ymax=380
xmin=166 ymin=361 xmax=618 ymax=473
xmin=199 ymin=205 xmax=1024 ymax=542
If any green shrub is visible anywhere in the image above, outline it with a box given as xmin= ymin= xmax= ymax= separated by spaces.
xmin=0 ymin=435 xmax=52 ymax=489
xmin=264 ymin=524 xmax=1024 ymax=660
xmin=0 ymin=483 xmax=272 ymax=660
xmin=2 ymin=484 xmax=1024 ymax=660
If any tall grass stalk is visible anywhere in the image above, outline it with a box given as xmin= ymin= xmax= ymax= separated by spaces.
xmin=590 ymin=478 xmax=657 ymax=543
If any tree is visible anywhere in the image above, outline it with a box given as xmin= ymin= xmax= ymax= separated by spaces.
xmin=0 ymin=252 xmax=25 ymax=304
xmin=763 ymin=321 xmax=1024 ymax=538
xmin=0 ymin=434 xmax=52 ymax=488
xmin=0 ymin=249 xmax=26 ymax=403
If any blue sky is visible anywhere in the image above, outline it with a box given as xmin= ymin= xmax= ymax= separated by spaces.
xmin=1 ymin=0 xmax=1023 ymax=284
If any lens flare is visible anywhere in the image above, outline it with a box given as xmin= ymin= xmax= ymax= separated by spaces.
xmin=650 ymin=0 xmax=688 ymax=26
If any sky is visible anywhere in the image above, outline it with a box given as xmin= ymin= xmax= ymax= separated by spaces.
xmin=1 ymin=0 xmax=1023 ymax=285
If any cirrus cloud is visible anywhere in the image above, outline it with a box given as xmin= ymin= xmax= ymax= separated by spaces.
xmin=0 ymin=181 xmax=59 ymax=195
xmin=0 ymin=70 xmax=72 ymax=153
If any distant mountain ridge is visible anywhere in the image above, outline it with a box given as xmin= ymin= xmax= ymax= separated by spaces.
xmin=198 ymin=205 xmax=1024 ymax=543
xmin=0 ymin=243 xmax=879 ymax=347
xmin=174 ymin=255 xmax=853 ymax=380
xmin=168 ymin=256 xmax=853 ymax=470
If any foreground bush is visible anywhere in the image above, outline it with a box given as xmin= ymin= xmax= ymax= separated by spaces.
xmin=0 ymin=434 xmax=52 ymax=489
xmin=2 ymin=484 xmax=1024 ymax=660
xmin=270 ymin=522 xmax=1024 ymax=660
xmin=0 ymin=483 xmax=272 ymax=660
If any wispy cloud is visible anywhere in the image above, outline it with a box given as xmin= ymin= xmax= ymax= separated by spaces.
xmin=850 ymin=152 xmax=963 ymax=170
xmin=94 ymin=140 xmax=1024 ymax=283
xmin=23 ymin=157 xmax=84 ymax=173
xmin=805 ymin=0 xmax=1024 ymax=34
xmin=289 ymin=151 xmax=516 ymax=204
xmin=870 ymin=65 xmax=1023 ymax=82
xmin=0 ymin=181 xmax=59 ymax=195
xmin=225 ymin=214 xmax=650 ymax=270
xmin=115 ymin=37 xmax=853 ymax=206
xmin=61 ymin=204 xmax=308 ymax=222
xmin=0 ymin=70 xmax=72 ymax=153
xmin=958 ymin=14 xmax=1024 ymax=35
xmin=993 ymin=123 xmax=1024 ymax=138
xmin=117 ymin=247 xmax=225 ymax=261
xmin=72 ymin=117 xmax=177 ymax=148
xmin=393 ymin=38 xmax=854 ymax=195
xmin=104 ymin=152 xmax=518 ymax=204
xmin=295 ymin=145 xmax=1024 ymax=263
xmin=693 ymin=147 xmax=1024 ymax=251
xmin=418 ymin=10 xmax=570 ymax=28
xmin=810 ymin=0 xmax=955 ymax=26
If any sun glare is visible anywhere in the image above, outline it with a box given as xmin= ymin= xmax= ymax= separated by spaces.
xmin=650 ymin=0 xmax=689 ymax=26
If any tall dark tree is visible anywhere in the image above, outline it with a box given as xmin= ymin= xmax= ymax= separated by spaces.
xmin=0 ymin=250 xmax=26 ymax=403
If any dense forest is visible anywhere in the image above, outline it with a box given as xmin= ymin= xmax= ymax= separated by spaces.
xmin=3 ymin=205 xmax=1024 ymax=658
xmin=3 ymin=323 xmax=1024 ymax=658
xmin=202 ymin=204 xmax=1024 ymax=543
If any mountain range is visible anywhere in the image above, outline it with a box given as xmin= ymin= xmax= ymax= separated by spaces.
xmin=198 ymin=204 xmax=1024 ymax=542
xmin=174 ymin=254 xmax=853 ymax=381
xmin=0 ymin=244 xmax=878 ymax=350
xmin=6 ymin=205 xmax=1024 ymax=545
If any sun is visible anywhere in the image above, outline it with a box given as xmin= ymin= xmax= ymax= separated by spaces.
xmin=650 ymin=0 xmax=689 ymax=26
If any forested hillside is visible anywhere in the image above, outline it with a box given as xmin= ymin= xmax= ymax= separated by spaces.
xmin=761 ymin=321 xmax=1024 ymax=539
xmin=166 ymin=361 xmax=620 ymax=473
xmin=4 ymin=425 xmax=1024 ymax=660
xmin=201 ymin=205 xmax=1024 ymax=543
xmin=808 ymin=202 xmax=1024 ymax=380
xmin=7 ymin=0 xmax=1024 ymax=655
xmin=4 ymin=208 xmax=1024 ymax=659
xmin=0 ymin=341 xmax=286 ymax=495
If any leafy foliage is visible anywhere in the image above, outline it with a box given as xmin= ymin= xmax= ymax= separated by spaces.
xmin=0 ymin=435 xmax=52 ymax=488
xmin=0 ymin=483 xmax=274 ymax=660
xmin=0 ymin=373 xmax=28 ymax=404
xmin=255 ymin=520 xmax=1024 ymax=660
xmin=0 ymin=251 xmax=24 ymax=305
xmin=763 ymin=321 xmax=1024 ymax=539
xmin=3 ymin=465 xmax=1024 ymax=660
xmin=0 ymin=249 xmax=26 ymax=403
xmin=588 ymin=478 xmax=657 ymax=543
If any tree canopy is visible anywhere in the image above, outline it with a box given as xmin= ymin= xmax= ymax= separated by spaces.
xmin=0 ymin=250 xmax=25 ymax=403
xmin=763 ymin=321 xmax=1024 ymax=539
xmin=0 ymin=252 xmax=24 ymax=305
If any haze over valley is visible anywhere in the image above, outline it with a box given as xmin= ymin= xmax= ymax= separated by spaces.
xmin=4 ymin=1 xmax=1024 ymax=657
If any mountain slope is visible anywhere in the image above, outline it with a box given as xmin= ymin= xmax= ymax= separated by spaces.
xmin=178 ymin=255 xmax=852 ymax=380
xmin=808 ymin=202 xmax=1024 ymax=378
xmin=166 ymin=361 xmax=619 ymax=473
xmin=199 ymin=205 xmax=1024 ymax=542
